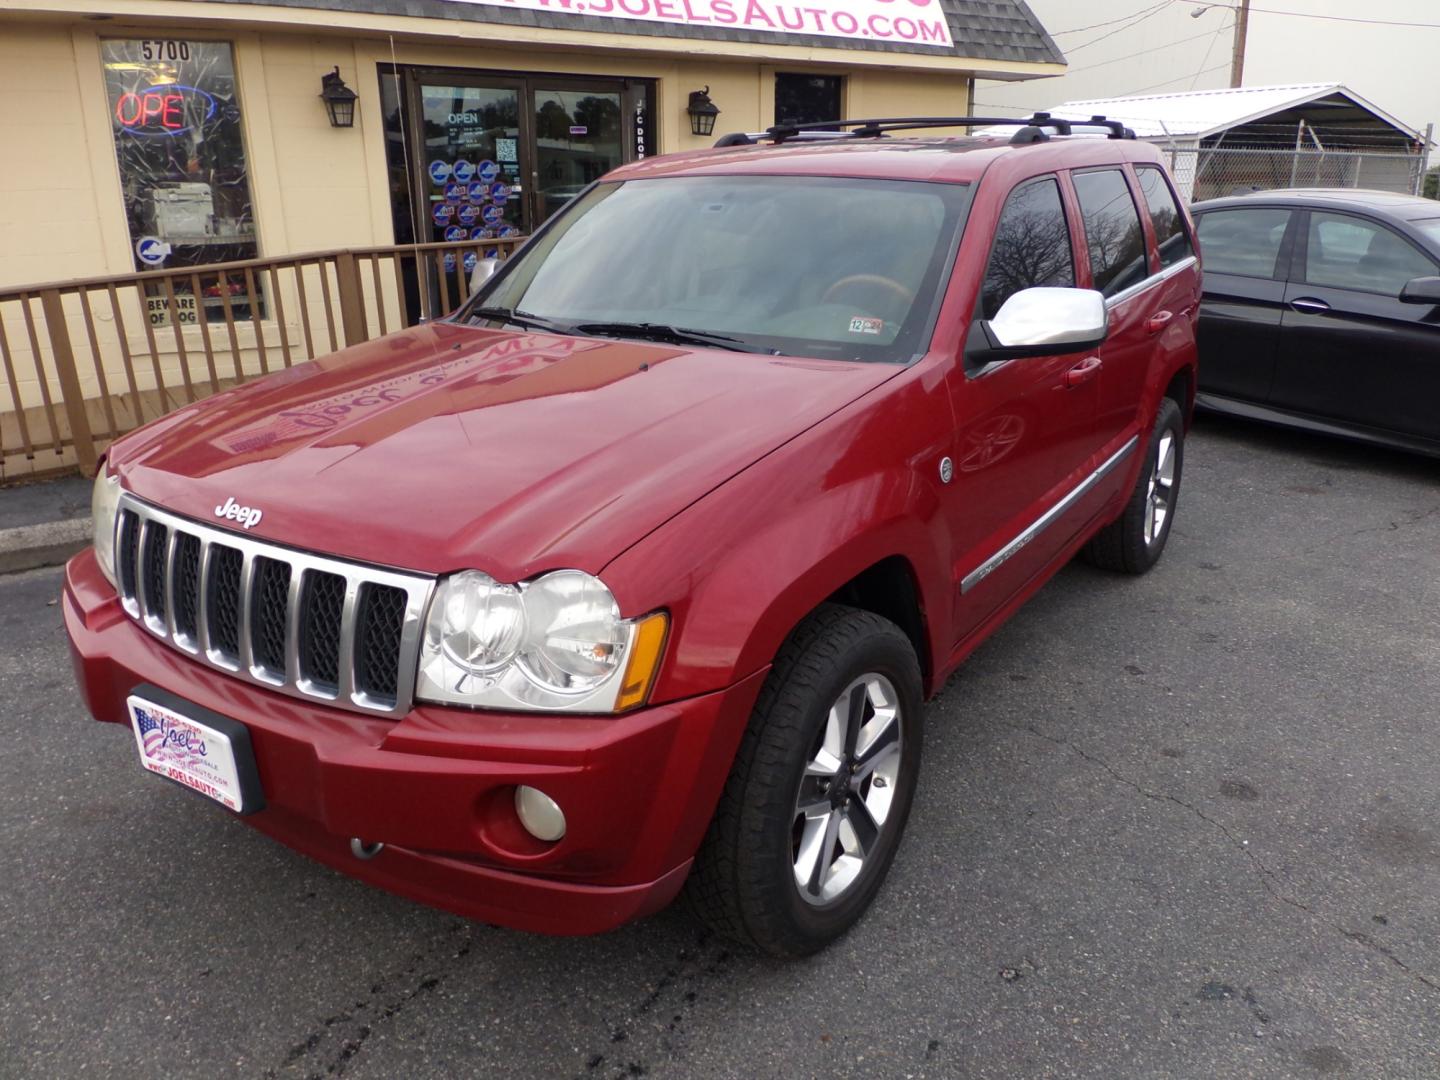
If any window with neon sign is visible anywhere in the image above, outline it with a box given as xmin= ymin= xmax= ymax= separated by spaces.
xmin=101 ymin=40 xmax=262 ymax=325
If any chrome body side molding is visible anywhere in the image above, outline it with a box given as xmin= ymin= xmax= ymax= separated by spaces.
xmin=961 ymin=435 xmax=1139 ymax=594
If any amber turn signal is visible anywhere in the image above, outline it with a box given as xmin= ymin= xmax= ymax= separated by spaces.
xmin=616 ymin=612 xmax=669 ymax=712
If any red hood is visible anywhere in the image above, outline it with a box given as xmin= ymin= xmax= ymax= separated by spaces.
xmin=111 ymin=323 xmax=897 ymax=580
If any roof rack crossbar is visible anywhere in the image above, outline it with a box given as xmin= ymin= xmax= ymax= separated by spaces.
xmin=715 ymin=114 xmax=1137 ymax=147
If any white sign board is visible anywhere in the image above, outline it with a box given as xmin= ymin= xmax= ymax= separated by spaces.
xmin=146 ymin=293 xmax=199 ymax=327
xmin=448 ymin=0 xmax=953 ymax=48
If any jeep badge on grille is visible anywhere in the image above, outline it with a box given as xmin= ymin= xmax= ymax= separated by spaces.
xmin=214 ymin=497 xmax=263 ymax=530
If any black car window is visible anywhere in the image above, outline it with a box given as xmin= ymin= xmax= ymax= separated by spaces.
xmin=1304 ymin=212 xmax=1438 ymax=296
xmin=1073 ymin=169 xmax=1148 ymax=297
xmin=1135 ymin=166 xmax=1194 ymax=271
xmin=1196 ymin=208 xmax=1292 ymax=278
xmin=979 ymin=176 xmax=1076 ymax=320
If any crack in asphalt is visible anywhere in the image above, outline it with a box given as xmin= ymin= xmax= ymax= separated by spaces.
xmin=1332 ymin=503 xmax=1440 ymax=545
xmin=1003 ymin=720 xmax=1440 ymax=996
xmin=266 ymin=922 xmax=479 ymax=1078
xmin=1298 ymin=502 xmax=1440 ymax=556
xmin=577 ymin=931 xmax=738 ymax=1080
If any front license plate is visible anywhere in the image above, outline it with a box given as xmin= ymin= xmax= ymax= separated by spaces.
xmin=127 ymin=691 xmax=260 ymax=814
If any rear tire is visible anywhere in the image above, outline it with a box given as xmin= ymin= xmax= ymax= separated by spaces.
xmin=685 ymin=603 xmax=923 ymax=957
xmin=1083 ymin=396 xmax=1185 ymax=574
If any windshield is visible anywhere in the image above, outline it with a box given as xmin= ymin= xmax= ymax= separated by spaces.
xmin=463 ymin=174 xmax=972 ymax=363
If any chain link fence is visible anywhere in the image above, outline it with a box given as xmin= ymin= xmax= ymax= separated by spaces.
xmin=1161 ymin=145 xmax=1429 ymax=203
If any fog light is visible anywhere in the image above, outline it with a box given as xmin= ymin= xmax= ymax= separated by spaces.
xmin=514 ymin=786 xmax=566 ymax=842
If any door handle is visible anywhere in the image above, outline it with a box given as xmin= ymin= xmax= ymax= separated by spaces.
xmin=1146 ymin=310 xmax=1174 ymax=334
xmin=1290 ymin=297 xmax=1331 ymax=314
xmin=1064 ymin=356 xmax=1102 ymax=387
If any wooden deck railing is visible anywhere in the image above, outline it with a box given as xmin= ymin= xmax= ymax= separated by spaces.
xmin=0 ymin=236 xmax=524 ymax=483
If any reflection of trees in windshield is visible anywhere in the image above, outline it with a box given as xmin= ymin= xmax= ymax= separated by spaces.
xmin=980 ymin=179 xmax=1074 ymax=319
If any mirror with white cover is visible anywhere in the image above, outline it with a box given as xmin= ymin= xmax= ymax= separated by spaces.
xmin=987 ymin=286 xmax=1108 ymax=353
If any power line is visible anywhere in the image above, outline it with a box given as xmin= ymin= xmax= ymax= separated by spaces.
xmin=1201 ymin=4 xmax=1440 ymax=29
xmin=1048 ymin=0 xmax=1175 ymax=37
xmin=1066 ymin=2 xmax=1182 ymax=53
xmin=978 ymin=24 xmax=1232 ymax=93
xmin=1190 ymin=16 xmax=1233 ymax=90
xmin=1122 ymin=62 xmax=1232 ymax=97
xmin=1069 ymin=25 xmax=1233 ymax=76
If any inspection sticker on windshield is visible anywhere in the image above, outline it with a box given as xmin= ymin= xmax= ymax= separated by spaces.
xmin=848 ymin=316 xmax=884 ymax=335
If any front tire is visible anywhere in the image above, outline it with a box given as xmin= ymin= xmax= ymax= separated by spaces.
xmin=1083 ymin=396 xmax=1185 ymax=574
xmin=685 ymin=604 xmax=923 ymax=957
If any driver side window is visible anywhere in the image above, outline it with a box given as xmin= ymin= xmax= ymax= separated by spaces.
xmin=980 ymin=177 xmax=1076 ymax=320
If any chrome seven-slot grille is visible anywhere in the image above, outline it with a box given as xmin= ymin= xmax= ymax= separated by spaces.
xmin=114 ymin=494 xmax=434 ymax=716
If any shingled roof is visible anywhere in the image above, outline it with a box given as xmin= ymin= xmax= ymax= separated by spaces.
xmin=205 ymin=0 xmax=1064 ymax=65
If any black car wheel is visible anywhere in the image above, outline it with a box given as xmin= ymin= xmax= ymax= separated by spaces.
xmin=685 ymin=604 xmax=923 ymax=957
xmin=1084 ymin=396 xmax=1185 ymax=574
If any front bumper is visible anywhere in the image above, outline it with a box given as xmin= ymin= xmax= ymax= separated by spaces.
xmin=63 ymin=548 xmax=766 ymax=935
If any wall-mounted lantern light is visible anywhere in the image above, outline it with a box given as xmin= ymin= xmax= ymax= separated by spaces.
xmin=320 ymin=67 xmax=358 ymax=128
xmin=687 ymin=86 xmax=720 ymax=137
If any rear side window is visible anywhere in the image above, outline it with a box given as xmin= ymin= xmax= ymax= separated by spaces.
xmin=1073 ymin=169 xmax=1149 ymax=297
xmin=1196 ymin=208 xmax=1291 ymax=278
xmin=1136 ymin=166 xmax=1194 ymax=270
xmin=1304 ymin=212 xmax=1437 ymax=295
xmin=980 ymin=177 xmax=1075 ymax=320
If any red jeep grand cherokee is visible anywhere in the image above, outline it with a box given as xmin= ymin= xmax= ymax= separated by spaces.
xmin=65 ymin=115 xmax=1200 ymax=957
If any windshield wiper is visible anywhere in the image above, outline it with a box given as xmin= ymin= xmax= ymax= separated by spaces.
xmin=571 ymin=321 xmax=768 ymax=353
xmin=467 ymin=306 xmax=574 ymax=335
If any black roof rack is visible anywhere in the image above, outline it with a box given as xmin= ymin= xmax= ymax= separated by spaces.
xmin=714 ymin=113 xmax=1137 ymax=148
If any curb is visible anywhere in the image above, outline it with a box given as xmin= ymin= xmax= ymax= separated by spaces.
xmin=0 ymin=517 xmax=91 ymax=575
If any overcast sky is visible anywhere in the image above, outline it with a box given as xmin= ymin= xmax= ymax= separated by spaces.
xmin=977 ymin=0 xmax=1440 ymax=135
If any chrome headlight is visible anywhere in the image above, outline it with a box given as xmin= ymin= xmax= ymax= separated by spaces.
xmin=91 ymin=468 xmax=121 ymax=586
xmin=416 ymin=569 xmax=667 ymax=713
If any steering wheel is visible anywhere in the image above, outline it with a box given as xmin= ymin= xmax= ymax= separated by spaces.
xmin=821 ymin=273 xmax=916 ymax=312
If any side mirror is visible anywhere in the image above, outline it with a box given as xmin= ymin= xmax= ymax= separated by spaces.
xmin=968 ymin=287 xmax=1108 ymax=367
xmin=469 ymin=256 xmax=500 ymax=293
xmin=1399 ymin=275 xmax=1440 ymax=305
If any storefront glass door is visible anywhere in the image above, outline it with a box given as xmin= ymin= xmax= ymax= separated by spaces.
xmin=380 ymin=67 xmax=655 ymax=316
xmin=531 ymin=86 xmax=625 ymax=224
xmin=415 ymin=81 xmax=527 ymax=246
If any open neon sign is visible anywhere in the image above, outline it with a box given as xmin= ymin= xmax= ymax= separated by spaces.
xmin=113 ymin=84 xmax=216 ymax=137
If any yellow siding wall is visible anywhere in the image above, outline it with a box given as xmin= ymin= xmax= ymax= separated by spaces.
xmin=0 ymin=24 xmax=108 ymax=287
xmin=0 ymin=23 xmax=972 ymax=287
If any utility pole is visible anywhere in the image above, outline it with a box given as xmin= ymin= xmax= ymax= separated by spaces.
xmin=1230 ymin=0 xmax=1250 ymax=87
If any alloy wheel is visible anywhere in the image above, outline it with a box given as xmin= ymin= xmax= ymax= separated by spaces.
xmin=791 ymin=673 xmax=904 ymax=906
xmin=1144 ymin=430 xmax=1176 ymax=546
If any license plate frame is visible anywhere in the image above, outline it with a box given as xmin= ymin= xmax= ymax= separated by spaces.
xmin=126 ymin=684 xmax=265 ymax=815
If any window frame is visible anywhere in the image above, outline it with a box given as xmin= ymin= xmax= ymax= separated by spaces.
xmin=1194 ymin=206 xmax=1300 ymax=282
xmin=1293 ymin=209 xmax=1440 ymax=297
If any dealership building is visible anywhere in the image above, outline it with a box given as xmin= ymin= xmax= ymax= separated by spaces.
xmin=0 ymin=0 xmax=1062 ymax=288
xmin=0 ymin=0 xmax=1062 ymax=479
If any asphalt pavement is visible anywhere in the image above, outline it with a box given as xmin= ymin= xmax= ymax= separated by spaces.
xmin=2 ymin=415 xmax=1438 ymax=1080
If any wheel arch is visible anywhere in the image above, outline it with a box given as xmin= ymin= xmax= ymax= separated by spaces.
xmin=1163 ymin=363 xmax=1196 ymax=429
xmin=824 ymin=555 xmax=933 ymax=692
